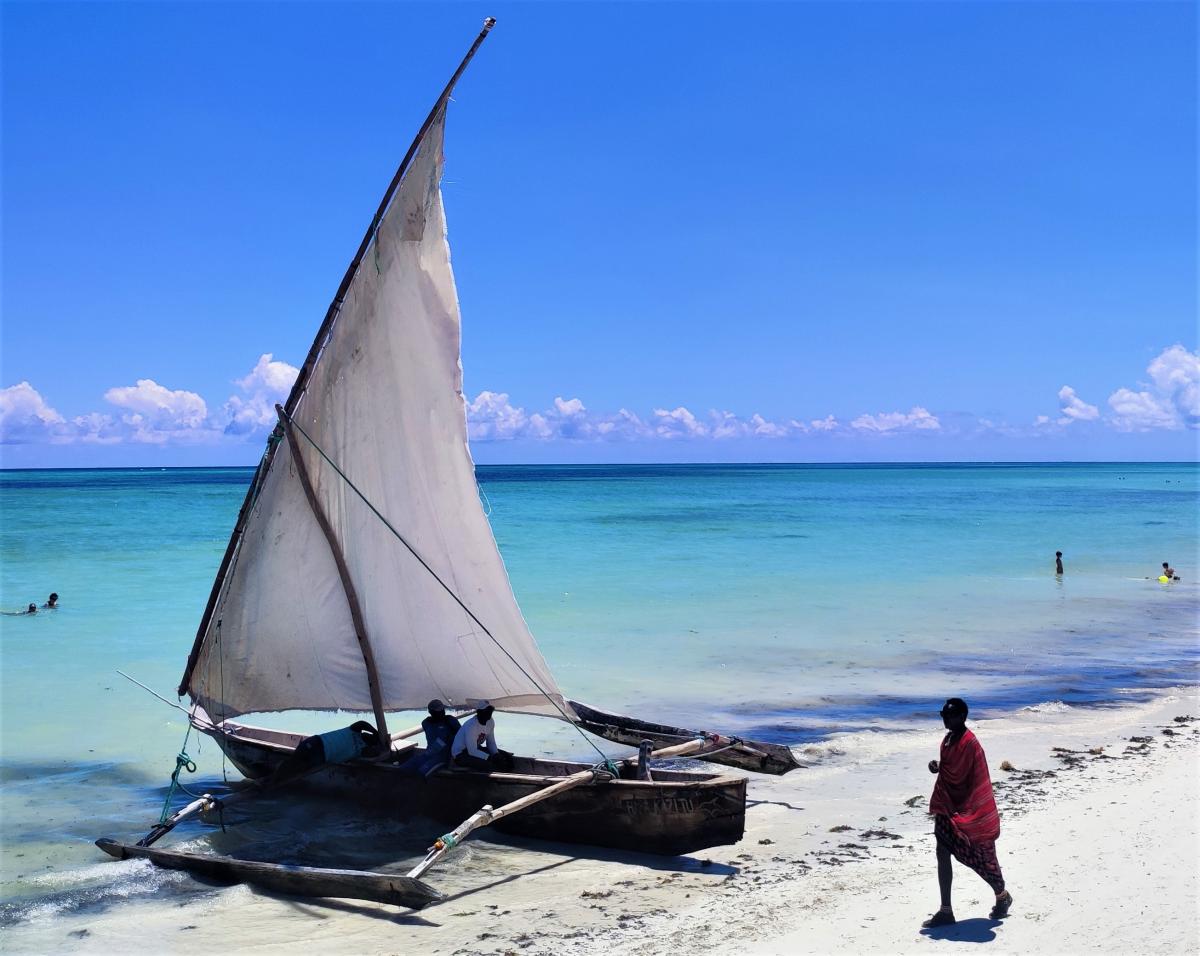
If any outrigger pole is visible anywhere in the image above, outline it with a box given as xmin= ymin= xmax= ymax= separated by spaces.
xmin=179 ymin=17 xmax=498 ymax=702
xmin=406 ymin=738 xmax=713 ymax=883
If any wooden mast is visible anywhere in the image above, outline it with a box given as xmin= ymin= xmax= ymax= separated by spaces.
xmin=277 ymin=406 xmax=390 ymax=738
xmin=178 ymin=17 xmax=497 ymax=698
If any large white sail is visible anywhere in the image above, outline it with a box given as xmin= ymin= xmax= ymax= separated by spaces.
xmin=186 ymin=109 xmax=571 ymax=721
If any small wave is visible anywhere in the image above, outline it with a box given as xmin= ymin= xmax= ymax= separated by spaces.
xmin=1018 ymin=700 xmax=1073 ymax=714
xmin=0 ymin=858 xmax=190 ymax=927
xmin=797 ymin=741 xmax=846 ymax=762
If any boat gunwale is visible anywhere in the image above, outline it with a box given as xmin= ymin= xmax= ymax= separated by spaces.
xmin=205 ymin=720 xmax=744 ymax=789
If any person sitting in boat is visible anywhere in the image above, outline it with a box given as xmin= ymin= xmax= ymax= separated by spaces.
xmin=451 ymin=702 xmax=514 ymax=772
xmin=42 ymin=592 xmax=59 ymax=609
xmin=271 ymin=720 xmax=384 ymax=783
xmin=403 ymin=699 xmax=462 ymax=777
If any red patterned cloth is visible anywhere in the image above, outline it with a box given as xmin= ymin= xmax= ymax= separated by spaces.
xmin=929 ymin=728 xmax=1000 ymax=843
xmin=934 ymin=814 xmax=1005 ymax=892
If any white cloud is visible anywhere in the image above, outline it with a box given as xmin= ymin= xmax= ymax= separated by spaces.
xmin=1056 ymin=385 xmax=1099 ymax=424
xmin=467 ymin=390 xmax=532 ymax=440
xmin=1147 ymin=345 xmax=1199 ymax=427
xmin=652 ymin=406 xmax=708 ymax=440
xmin=70 ymin=412 xmax=125 ymax=445
xmin=467 ymin=392 xmax=656 ymax=442
xmin=1107 ymin=345 xmax=1200 ymax=431
xmin=466 ymin=396 xmax=830 ymax=443
xmin=708 ymin=410 xmax=747 ymax=440
xmin=237 ymin=353 xmax=299 ymax=395
xmin=0 ymin=382 xmax=183 ymax=446
xmin=2 ymin=356 xmax=304 ymax=449
xmin=547 ymin=396 xmax=592 ymax=440
xmin=749 ymin=415 xmax=788 ymax=438
xmin=597 ymin=408 xmax=650 ymax=440
xmin=223 ymin=353 xmax=300 ymax=436
xmin=0 ymin=382 xmax=67 ymax=443
xmin=1107 ymin=387 xmax=1178 ymax=432
xmin=104 ymin=379 xmax=209 ymax=443
xmin=809 ymin=415 xmax=839 ymax=432
xmin=850 ymin=406 xmax=941 ymax=434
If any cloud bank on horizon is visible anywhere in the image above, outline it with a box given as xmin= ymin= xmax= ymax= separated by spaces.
xmin=2 ymin=345 xmax=1197 ymax=451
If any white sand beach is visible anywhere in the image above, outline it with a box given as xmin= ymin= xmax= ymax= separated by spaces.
xmin=4 ymin=688 xmax=1197 ymax=956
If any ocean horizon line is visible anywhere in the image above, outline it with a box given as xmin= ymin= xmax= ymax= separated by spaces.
xmin=1 ymin=459 xmax=1197 ymax=474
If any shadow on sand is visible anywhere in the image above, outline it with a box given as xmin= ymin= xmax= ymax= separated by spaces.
xmin=920 ymin=917 xmax=1002 ymax=943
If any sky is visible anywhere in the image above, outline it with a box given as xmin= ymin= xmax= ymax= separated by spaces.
xmin=1 ymin=1 xmax=1197 ymax=467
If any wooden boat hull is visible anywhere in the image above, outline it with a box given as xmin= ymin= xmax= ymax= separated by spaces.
xmin=567 ymin=699 xmax=802 ymax=776
xmin=205 ymin=723 xmax=746 ymax=857
xmin=95 ymin=839 xmax=442 ymax=910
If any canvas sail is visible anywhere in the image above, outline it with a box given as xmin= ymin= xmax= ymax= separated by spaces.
xmin=185 ymin=109 xmax=572 ymax=722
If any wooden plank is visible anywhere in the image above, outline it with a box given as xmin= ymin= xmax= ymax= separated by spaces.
xmin=95 ymin=839 xmax=442 ymax=910
xmin=406 ymin=738 xmax=711 ymax=880
xmin=279 ymin=407 xmax=389 ymax=739
xmin=567 ymin=699 xmax=802 ymax=776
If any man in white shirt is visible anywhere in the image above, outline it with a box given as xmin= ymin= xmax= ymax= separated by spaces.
xmin=452 ymin=702 xmax=513 ymax=771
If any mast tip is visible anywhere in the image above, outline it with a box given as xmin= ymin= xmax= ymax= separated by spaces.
xmin=484 ymin=17 xmax=496 ymax=30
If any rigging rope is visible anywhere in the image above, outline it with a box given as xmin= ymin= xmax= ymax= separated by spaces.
xmin=217 ymin=619 xmax=229 ymax=783
xmin=115 ymin=670 xmax=219 ymax=730
xmin=282 ymin=410 xmax=612 ymax=765
xmin=157 ymin=724 xmax=198 ymax=824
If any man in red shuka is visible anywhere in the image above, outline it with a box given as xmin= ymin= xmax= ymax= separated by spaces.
xmin=922 ymin=697 xmax=1014 ymax=928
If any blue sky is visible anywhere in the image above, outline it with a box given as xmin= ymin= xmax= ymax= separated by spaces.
xmin=2 ymin=1 xmax=1196 ymax=466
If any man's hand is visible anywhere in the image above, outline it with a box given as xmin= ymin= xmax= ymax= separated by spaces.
xmin=928 ymin=759 xmax=939 ymax=773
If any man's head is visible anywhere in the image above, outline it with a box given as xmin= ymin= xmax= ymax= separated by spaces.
xmin=476 ymin=701 xmax=495 ymax=723
xmin=47 ymin=593 xmax=58 ymax=606
xmin=26 ymin=603 xmax=36 ymax=614
xmin=940 ymin=697 xmax=968 ymax=731
xmin=1056 ymin=552 xmax=1062 ymax=558
xmin=427 ymin=698 xmax=446 ymax=717
xmin=1164 ymin=562 xmax=1170 ymax=569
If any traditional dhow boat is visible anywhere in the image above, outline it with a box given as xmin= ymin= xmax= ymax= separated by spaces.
xmin=97 ymin=18 xmax=798 ymax=908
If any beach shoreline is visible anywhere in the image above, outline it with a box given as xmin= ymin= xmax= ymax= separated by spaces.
xmin=3 ymin=686 xmax=1197 ymax=955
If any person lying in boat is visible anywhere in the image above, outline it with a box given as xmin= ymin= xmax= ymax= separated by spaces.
xmin=451 ymin=702 xmax=514 ymax=772
xmin=402 ymin=699 xmax=462 ymax=776
xmin=271 ymin=720 xmax=384 ymax=783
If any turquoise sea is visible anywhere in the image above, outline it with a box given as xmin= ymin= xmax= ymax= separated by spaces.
xmin=1 ymin=462 xmax=1197 ymax=929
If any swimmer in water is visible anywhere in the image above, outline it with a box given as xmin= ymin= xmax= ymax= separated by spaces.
xmin=1162 ymin=562 xmax=1178 ymax=581
xmin=42 ymin=592 xmax=59 ymax=609
xmin=1055 ymin=551 xmax=1063 ymax=575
